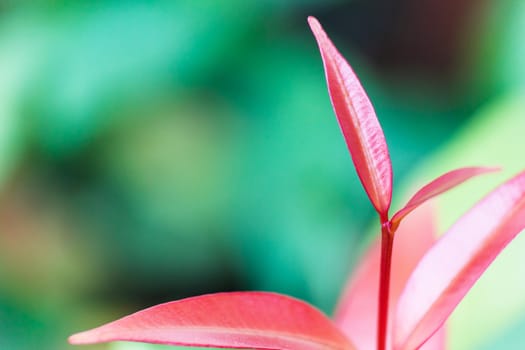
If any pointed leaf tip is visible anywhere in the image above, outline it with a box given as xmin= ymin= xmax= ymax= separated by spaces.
xmin=394 ymin=170 xmax=525 ymax=350
xmin=70 ymin=292 xmax=355 ymax=350
xmin=391 ymin=166 xmax=499 ymax=230
xmin=308 ymin=16 xmax=392 ymax=216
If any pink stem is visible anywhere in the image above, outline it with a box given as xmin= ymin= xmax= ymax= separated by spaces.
xmin=377 ymin=218 xmax=394 ymax=350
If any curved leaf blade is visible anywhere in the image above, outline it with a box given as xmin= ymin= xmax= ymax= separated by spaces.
xmin=308 ymin=16 xmax=392 ymax=217
xmin=394 ymin=170 xmax=525 ymax=350
xmin=70 ymin=291 xmax=355 ymax=350
xmin=391 ymin=167 xmax=499 ymax=230
xmin=334 ymin=204 xmax=441 ymax=349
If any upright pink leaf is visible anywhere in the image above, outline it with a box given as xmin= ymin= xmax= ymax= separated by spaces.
xmin=69 ymin=291 xmax=355 ymax=350
xmin=391 ymin=166 xmax=499 ymax=231
xmin=308 ymin=16 xmax=392 ymax=217
xmin=334 ymin=204 xmax=443 ymax=349
xmin=394 ymin=170 xmax=525 ymax=350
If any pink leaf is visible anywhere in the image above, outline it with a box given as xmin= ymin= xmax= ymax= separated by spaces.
xmin=69 ymin=291 xmax=355 ymax=350
xmin=334 ymin=204 xmax=441 ymax=349
xmin=394 ymin=170 xmax=525 ymax=350
xmin=333 ymin=239 xmax=380 ymax=350
xmin=308 ymin=16 xmax=392 ymax=217
xmin=420 ymin=326 xmax=446 ymax=350
xmin=391 ymin=167 xmax=499 ymax=231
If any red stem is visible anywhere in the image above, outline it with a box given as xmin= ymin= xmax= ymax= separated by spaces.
xmin=377 ymin=218 xmax=394 ymax=350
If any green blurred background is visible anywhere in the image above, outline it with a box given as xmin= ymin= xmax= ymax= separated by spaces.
xmin=0 ymin=1 xmax=523 ymax=349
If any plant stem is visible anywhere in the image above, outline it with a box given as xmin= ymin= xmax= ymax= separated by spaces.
xmin=377 ymin=218 xmax=394 ymax=350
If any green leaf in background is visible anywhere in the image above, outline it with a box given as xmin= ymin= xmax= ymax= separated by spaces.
xmin=15 ymin=0 xmax=263 ymax=156
xmin=495 ymin=0 xmax=525 ymax=91
xmin=480 ymin=313 xmax=525 ymax=350
xmin=471 ymin=0 xmax=525 ymax=97
xmin=0 ymin=19 xmax=37 ymax=188
xmin=398 ymin=90 xmax=525 ymax=350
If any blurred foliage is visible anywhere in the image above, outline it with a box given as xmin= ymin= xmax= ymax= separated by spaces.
xmin=0 ymin=0 xmax=523 ymax=349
